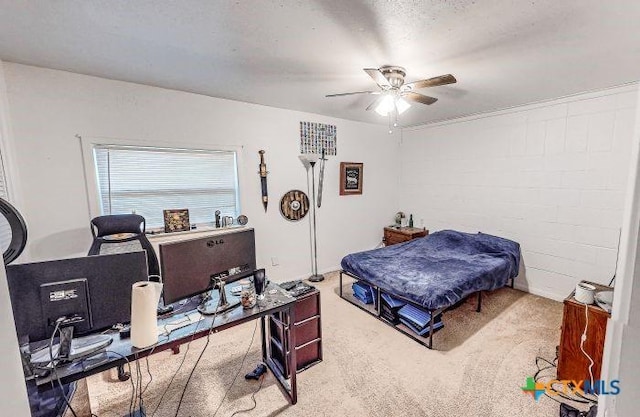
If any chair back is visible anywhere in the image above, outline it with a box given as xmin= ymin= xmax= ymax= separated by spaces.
xmin=88 ymin=214 xmax=160 ymax=277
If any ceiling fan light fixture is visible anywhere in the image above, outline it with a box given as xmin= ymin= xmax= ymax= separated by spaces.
xmin=375 ymin=95 xmax=396 ymax=116
xmin=396 ymin=97 xmax=411 ymax=115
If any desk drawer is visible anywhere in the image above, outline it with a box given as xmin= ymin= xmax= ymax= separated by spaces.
xmin=295 ymin=316 xmax=320 ymax=346
xmin=296 ymin=339 xmax=321 ymax=372
xmin=269 ymin=315 xmax=320 ymax=347
xmin=294 ymin=292 xmax=319 ymax=323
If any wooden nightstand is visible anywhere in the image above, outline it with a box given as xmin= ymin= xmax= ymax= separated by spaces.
xmin=383 ymin=226 xmax=428 ymax=246
xmin=557 ymin=281 xmax=612 ymax=384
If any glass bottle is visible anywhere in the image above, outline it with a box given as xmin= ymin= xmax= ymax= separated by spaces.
xmin=409 ymin=214 xmax=414 ymax=228
xmin=240 ymin=279 xmax=256 ymax=309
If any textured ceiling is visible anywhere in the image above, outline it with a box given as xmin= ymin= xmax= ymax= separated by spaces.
xmin=0 ymin=1 xmax=639 ymax=127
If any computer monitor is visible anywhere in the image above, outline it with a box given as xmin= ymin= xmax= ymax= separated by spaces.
xmin=6 ymin=251 xmax=149 ymax=345
xmin=159 ymin=228 xmax=256 ymax=307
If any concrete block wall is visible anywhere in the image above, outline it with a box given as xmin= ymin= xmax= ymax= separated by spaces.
xmin=399 ymin=85 xmax=639 ymax=300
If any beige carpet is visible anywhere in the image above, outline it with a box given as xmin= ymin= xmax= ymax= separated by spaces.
xmin=85 ymin=272 xmax=565 ymax=417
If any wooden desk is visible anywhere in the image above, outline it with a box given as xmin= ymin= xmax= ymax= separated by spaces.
xmin=31 ymin=282 xmax=299 ymax=407
xmin=557 ymin=281 xmax=612 ymax=383
xmin=383 ymin=226 xmax=428 ymax=246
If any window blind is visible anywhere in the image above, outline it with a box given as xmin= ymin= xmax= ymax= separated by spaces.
xmin=0 ymin=151 xmax=8 ymax=201
xmin=93 ymin=145 xmax=239 ymax=229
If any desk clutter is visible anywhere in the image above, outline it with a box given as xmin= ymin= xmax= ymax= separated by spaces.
xmin=351 ymin=282 xmax=444 ymax=337
xmin=279 ymin=280 xmax=316 ymax=298
xmin=6 ymin=223 xmax=312 ymax=416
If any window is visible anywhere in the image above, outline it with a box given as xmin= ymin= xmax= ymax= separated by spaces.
xmin=0 ymin=148 xmax=9 ymax=201
xmin=93 ymin=145 xmax=240 ymax=230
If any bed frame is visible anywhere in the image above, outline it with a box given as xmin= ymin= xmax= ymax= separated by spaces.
xmin=339 ymin=270 xmax=515 ymax=349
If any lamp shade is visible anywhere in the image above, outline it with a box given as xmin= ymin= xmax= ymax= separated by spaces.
xmin=375 ymin=95 xmax=395 ymax=116
xmin=396 ymin=97 xmax=411 ymax=114
xmin=299 ymin=153 xmax=319 ymax=168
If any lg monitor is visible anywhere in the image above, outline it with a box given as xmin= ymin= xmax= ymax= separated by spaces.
xmin=159 ymin=228 xmax=256 ymax=312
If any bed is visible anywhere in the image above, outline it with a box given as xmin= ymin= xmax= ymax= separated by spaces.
xmin=339 ymin=229 xmax=521 ymax=348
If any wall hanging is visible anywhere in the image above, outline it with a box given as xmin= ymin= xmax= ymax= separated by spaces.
xmin=317 ymin=149 xmax=327 ymax=208
xmin=280 ymin=190 xmax=310 ymax=221
xmin=258 ymin=150 xmax=269 ymax=212
xmin=300 ymin=122 xmax=337 ymax=155
xmin=339 ymin=162 xmax=363 ymax=195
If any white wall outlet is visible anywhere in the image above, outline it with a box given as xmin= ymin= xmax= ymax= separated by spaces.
xmin=271 ymin=257 xmax=279 ymax=266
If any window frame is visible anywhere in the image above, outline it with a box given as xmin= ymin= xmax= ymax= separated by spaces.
xmin=80 ymin=136 xmax=245 ymax=234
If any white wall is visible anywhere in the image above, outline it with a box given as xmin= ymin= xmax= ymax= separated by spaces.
xmin=2 ymin=62 xmax=400 ymax=280
xmin=399 ymin=85 xmax=638 ymax=300
xmin=0 ymin=62 xmax=30 ymax=417
xmin=599 ymin=84 xmax=640 ymax=417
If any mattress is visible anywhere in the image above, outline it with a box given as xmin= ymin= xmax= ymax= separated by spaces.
xmin=341 ymin=230 xmax=520 ymax=311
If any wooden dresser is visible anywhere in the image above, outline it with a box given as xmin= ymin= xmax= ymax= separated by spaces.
xmin=557 ymin=282 xmax=612 ymax=383
xmin=383 ymin=226 xmax=428 ymax=246
xmin=268 ymin=289 xmax=322 ymax=378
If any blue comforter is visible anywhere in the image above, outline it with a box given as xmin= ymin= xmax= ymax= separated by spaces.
xmin=341 ymin=230 xmax=520 ymax=311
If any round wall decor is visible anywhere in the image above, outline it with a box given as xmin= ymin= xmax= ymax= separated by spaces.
xmin=0 ymin=198 xmax=28 ymax=264
xmin=280 ymin=190 xmax=310 ymax=221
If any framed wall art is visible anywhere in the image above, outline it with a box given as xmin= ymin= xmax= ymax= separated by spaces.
xmin=163 ymin=209 xmax=190 ymax=233
xmin=300 ymin=121 xmax=337 ymax=155
xmin=339 ymin=162 xmax=363 ymax=195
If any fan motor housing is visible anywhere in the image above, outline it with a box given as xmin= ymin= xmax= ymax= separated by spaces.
xmin=379 ymin=65 xmax=406 ymax=88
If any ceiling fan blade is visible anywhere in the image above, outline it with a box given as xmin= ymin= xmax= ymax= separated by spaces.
xmin=363 ymin=68 xmax=391 ymax=88
xmin=403 ymin=92 xmax=438 ymax=105
xmin=365 ymin=97 xmax=383 ymax=111
xmin=403 ymin=74 xmax=457 ymax=91
xmin=325 ymin=91 xmax=379 ymax=97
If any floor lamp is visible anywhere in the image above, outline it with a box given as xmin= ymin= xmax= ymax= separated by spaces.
xmin=299 ymin=153 xmax=324 ymax=282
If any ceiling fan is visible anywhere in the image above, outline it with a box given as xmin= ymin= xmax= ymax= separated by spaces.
xmin=326 ymin=66 xmax=456 ymax=117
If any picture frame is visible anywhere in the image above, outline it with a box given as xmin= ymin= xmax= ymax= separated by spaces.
xmin=339 ymin=162 xmax=363 ymax=195
xmin=163 ymin=209 xmax=190 ymax=233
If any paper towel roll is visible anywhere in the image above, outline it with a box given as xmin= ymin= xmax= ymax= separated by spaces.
xmin=131 ymin=281 xmax=163 ymax=349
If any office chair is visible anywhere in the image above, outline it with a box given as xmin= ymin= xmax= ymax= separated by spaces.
xmin=88 ymin=214 xmax=159 ymax=381
xmin=88 ymin=214 xmax=160 ymax=276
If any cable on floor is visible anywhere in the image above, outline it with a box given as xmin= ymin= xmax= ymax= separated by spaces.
xmin=172 ymin=298 xmax=229 ymax=417
xmin=104 ymin=350 xmax=138 ymax=416
xmin=533 ymin=354 xmax=597 ymax=406
xmin=212 ymin=321 xmax=259 ymax=417
xmin=229 ymin=373 xmax=265 ymax=417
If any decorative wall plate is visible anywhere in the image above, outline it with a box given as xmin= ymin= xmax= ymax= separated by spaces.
xmin=280 ymin=190 xmax=310 ymax=221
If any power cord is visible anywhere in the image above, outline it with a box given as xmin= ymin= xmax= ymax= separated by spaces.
xmin=48 ymin=321 xmax=78 ymax=417
xmin=150 ymin=314 xmax=208 ymax=417
xmin=533 ymin=354 xmax=597 ymax=406
xmin=104 ymin=350 xmax=139 ymax=416
xmin=229 ymin=373 xmax=265 ymax=417
xmin=212 ymin=321 xmax=259 ymax=417
xmin=173 ymin=298 xmax=228 ymax=417
xmin=580 ymin=303 xmax=596 ymax=393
